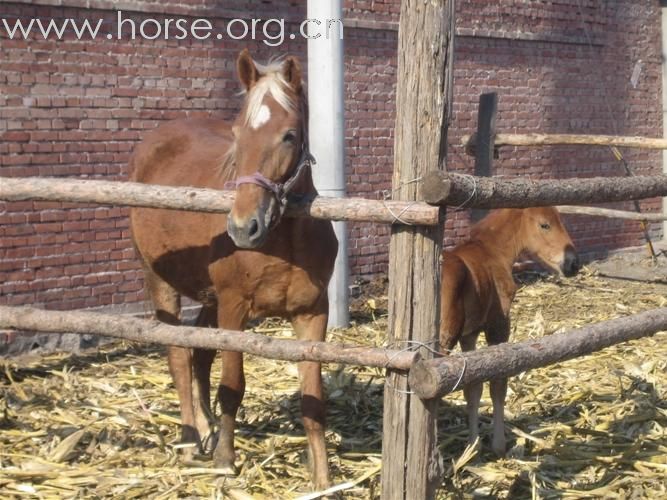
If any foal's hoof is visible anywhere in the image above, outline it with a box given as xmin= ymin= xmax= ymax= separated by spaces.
xmin=492 ymin=437 xmax=506 ymax=457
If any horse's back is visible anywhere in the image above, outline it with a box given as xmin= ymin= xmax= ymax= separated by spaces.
xmin=130 ymin=118 xmax=233 ymax=189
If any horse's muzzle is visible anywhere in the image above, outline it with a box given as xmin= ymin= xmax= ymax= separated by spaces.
xmin=227 ymin=213 xmax=268 ymax=249
xmin=561 ymin=246 xmax=580 ymax=277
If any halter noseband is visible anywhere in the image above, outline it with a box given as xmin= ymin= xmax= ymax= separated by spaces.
xmin=224 ymin=149 xmax=315 ymax=216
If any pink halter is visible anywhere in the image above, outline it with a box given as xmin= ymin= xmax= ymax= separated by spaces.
xmin=224 ymin=150 xmax=315 ymax=212
xmin=225 ymin=94 xmax=314 ymax=220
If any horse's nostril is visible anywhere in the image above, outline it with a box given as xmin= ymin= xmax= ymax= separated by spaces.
xmin=248 ymin=218 xmax=260 ymax=238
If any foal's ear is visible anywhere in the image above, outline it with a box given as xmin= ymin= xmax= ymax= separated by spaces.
xmin=237 ymin=49 xmax=259 ymax=91
xmin=283 ymin=56 xmax=302 ymax=93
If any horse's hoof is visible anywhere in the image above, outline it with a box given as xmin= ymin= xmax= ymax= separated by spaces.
xmin=312 ymin=481 xmax=331 ymax=493
xmin=178 ymin=444 xmax=199 ymax=463
xmin=214 ymin=461 xmax=238 ymax=476
xmin=212 ymin=439 xmax=237 ymax=475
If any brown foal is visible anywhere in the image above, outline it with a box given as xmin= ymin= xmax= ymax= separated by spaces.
xmin=129 ymin=50 xmax=337 ymax=489
xmin=440 ymin=207 xmax=579 ymax=455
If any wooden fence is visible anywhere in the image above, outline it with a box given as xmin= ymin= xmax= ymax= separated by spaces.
xmin=2 ymin=1 xmax=667 ymax=499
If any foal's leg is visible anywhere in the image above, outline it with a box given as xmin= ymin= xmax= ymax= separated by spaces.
xmin=460 ymin=332 xmax=482 ymax=448
xmin=291 ymin=299 xmax=330 ymax=490
xmin=212 ymin=299 xmax=247 ymax=475
xmin=192 ymin=306 xmax=217 ymax=451
xmin=144 ymin=270 xmax=199 ymax=459
xmin=485 ymin=319 xmax=511 ymax=456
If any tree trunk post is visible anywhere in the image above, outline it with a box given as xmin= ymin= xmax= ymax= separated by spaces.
xmin=381 ymin=1 xmax=454 ymax=499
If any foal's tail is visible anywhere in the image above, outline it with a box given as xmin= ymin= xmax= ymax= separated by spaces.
xmin=440 ymin=252 xmax=469 ymax=352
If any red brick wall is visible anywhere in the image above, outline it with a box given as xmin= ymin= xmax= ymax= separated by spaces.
xmin=451 ymin=0 xmax=663 ymax=256
xmin=0 ymin=0 xmax=664 ymax=313
xmin=343 ymin=0 xmax=664 ymax=275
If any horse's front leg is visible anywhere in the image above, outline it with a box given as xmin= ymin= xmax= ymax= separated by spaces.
xmin=291 ymin=298 xmax=330 ymax=490
xmin=191 ymin=307 xmax=218 ymax=452
xmin=212 ymin=298 xmax=248 ymax=475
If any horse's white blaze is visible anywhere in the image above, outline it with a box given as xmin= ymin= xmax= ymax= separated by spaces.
xmin=251 ymin=105 xmax=271 ymax=129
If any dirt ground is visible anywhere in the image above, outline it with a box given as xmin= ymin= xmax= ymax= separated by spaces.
xmin=0 ymin=247 xmax=666 ymax=498
xmin=587 ymin=242 xmax=667 ymax=284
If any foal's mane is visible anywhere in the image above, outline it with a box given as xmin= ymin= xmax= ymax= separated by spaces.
xmin=470 ymin=209 xmax=510 ymax=238
xmin=219 ymin=60 xmax=306 ymax=180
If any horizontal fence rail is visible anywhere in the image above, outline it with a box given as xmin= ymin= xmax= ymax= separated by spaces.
xmin=0 ymin=305 xmax=417 ymax=370
xmin=463 ymin=133 xmax=667 ymax=153
xmin=409 ymin=308 xmax=667 ymax=399
xmin=3 ymin=176 xmax=667 ymax=222
xmin=557 ymin=205 xmax=667 ymax=222
xmin=0 ymin=176 xmax=440 ymax=226
xmin=2 ymin=306 xmax=665 ymax=395
xmin=422 ymin=172 xmax=667 ymax=208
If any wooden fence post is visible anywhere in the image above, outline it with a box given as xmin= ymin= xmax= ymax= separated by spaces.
xmin=471 ymin=92 xmax=498 ymax=222
xmin=381 ymin=1 xmax=455 ymax=499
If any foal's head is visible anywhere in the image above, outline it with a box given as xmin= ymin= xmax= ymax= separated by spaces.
xmin=520 ymin=207 xmax=580 ymax=277
xmin=226 ymin=49 xmax=310 ymax=249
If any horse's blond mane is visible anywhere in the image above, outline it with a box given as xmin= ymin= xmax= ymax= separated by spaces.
xmin=219 ymin=141 xmax=237 ymax=180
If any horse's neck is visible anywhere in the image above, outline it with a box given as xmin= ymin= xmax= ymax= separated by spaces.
xmin=295 ymin=163 xmax=318 ymax=196
xmin=474 ymin=210 xmax=523 ymax=270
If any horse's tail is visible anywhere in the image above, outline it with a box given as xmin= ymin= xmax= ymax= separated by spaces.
xmin=439 ymin=252 xmax=470 ymax=352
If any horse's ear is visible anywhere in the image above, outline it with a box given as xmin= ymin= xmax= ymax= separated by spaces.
xmin=283 ymin=56 xmax=302 ymax=93
xmin=237 ymin=49 xmax=259 ymax=91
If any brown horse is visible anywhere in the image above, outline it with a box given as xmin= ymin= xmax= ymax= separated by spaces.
xmin=440 ymin=207 xmax=579 ymax=455
xmin=129 ymin=50 xmax=337 ymax=489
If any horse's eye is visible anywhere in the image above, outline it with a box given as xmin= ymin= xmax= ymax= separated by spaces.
xmin=283 ymin=130 xmax=297 ymax=143
xmin=540 ymin=223 xmax=551 ymax=230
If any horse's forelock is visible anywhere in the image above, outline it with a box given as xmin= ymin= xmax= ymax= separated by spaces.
xmin=243 ymin=62 xmax=299 ymax=127
xmin=219 ymin=59 xmax=307 ymax=180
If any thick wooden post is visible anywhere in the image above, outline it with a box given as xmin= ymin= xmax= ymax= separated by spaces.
xmin=381 ymin=1 xmax=454 ymax=499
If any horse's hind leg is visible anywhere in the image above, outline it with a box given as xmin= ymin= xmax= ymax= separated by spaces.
xmin=291 ymin=298 xmax=330 ymax=490
xmin=143 ymin=269 xmax=199 ymax=459
xmin=460 ymin=332 xmax=482 ymax=448
xmin=485 ymin=319 xmax=510 ymax=456
xmin=440 ymin=256 xmax=467 ymax=352
xmin=192 ymin=307 xmax=217 ymax=452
